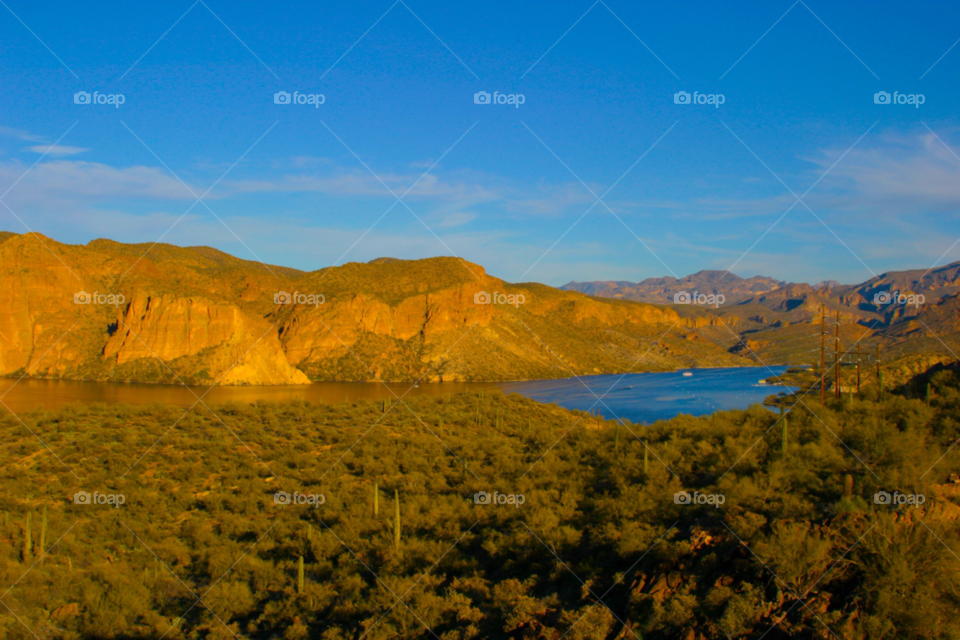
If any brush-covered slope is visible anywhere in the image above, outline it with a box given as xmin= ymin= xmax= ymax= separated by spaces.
xmin=0 ymin=233 xmax=747 ymax=385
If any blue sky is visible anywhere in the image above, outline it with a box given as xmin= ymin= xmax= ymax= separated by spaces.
xmin=1 ymin=1 xmax=959 ymax=286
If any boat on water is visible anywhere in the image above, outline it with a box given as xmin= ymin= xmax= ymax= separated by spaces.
xmin=682 ymin=372 xmax=693 ymax=377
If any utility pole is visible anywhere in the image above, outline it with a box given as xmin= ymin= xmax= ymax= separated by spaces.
xmin=856 ymin=343 xmax=861 ymax=394
xmin=820 ymin=305 xmax=826 ymax=405
xmin=834 ymin=311 xmax=841 ymax=399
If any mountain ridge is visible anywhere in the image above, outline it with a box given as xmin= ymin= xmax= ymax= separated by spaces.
xmin=569 ymin=263 xmax=960 ymax=367
xmin=0 ymin=232 xmax=745 ymax=386
xmin=563 ymin=270 xmax=787 ymax=304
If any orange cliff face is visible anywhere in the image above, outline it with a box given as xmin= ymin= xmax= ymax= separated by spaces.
xmin=277 ymin=273 xmax=502 ymax=366
xmin=0 ymin=233 xmax=749 ymax=385
xmin=104 ymin=295 xmax=311 ymax=385
xmin=0 ymin=233 xmax=310 ymax=385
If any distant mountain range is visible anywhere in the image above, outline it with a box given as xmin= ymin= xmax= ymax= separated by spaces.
xmin=564 ymin=262 xmax=960 ymax=368
xmin=563 ymin=270 xmax=786 ymax=304
xmin=563 ymin=263 xmax=960 ymax=322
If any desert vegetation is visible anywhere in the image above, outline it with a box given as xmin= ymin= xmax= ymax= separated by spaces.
xmin=1 ymin=370 xmax=959 ymax=639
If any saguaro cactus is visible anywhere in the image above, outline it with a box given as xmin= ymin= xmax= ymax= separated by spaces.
xmin=781 ymin=416 xmax=788 ymax=456
xmin=297 ymin=555 xmax=304 ymax=594
xmin=21 ymin=512 xmax=31 ymax=563
xmin=843 ymin=474 xmax=854 ymax=498
xmin=643 ymin=444 xmax=649 ymax=474
xmin=394 ymin=490 xmax=401 ymax=549
xmin=374 ymin=483 xmax=379 ymax=517
xmin=614 ymin=423 xmax=620 ymax=453
xmin=39 ymin=506 xmax=47 ymax=559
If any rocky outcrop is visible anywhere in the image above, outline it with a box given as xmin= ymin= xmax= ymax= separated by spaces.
xmin=105 ymin=295 xmax=310 ymax=385
xmin=0 ymin=233 xmax=309 ymax=385
xmin=280 ymin=277 xmax=502 ymax=365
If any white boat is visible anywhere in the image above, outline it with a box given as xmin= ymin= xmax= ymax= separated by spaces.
xmin=682 ymin=372 xmax=693 ymax=377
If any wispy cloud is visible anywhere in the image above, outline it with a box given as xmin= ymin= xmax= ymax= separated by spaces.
xmin=0 ymin=126 xmax=45 ymax=143
xmin=807 ymin=130 xmax=960 ymax=214
xmin=25 ymin=145 xmax=88 ymax=156
xmin=0 ymin=160 xmax=197 ymax=204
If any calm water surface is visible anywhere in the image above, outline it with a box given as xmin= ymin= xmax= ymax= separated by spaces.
xmin=501 ymin=366 xmax=795 ymax=424
xmin=0 ymin=366 xmax=793 ymax=424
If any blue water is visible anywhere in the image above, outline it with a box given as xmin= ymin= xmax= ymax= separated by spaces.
xmin=0 ymin=367 xmax=795 ymax=423
xmin=501 ymin=366 xmax=795 ymax=424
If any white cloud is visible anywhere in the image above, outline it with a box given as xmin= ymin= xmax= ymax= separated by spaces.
xmin=436 ymin=212 xmax=476 ymax=227
xmin=0 ymin=126 xmax=45 ymax=143
xmin=26 ymin=145 xmax=88 ymax=156
xmin=807 ymin=130 xmax=960 ymax=213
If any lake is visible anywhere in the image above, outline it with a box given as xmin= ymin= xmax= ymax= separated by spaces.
xmin=500 ymin=366 xmax=794 ymax=424
xmin=0 ymin=366 xmax=793 ymax=424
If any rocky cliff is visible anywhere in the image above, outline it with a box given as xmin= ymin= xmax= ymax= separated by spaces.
xmin=0 ymin=233 xmax=747 ymax=385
